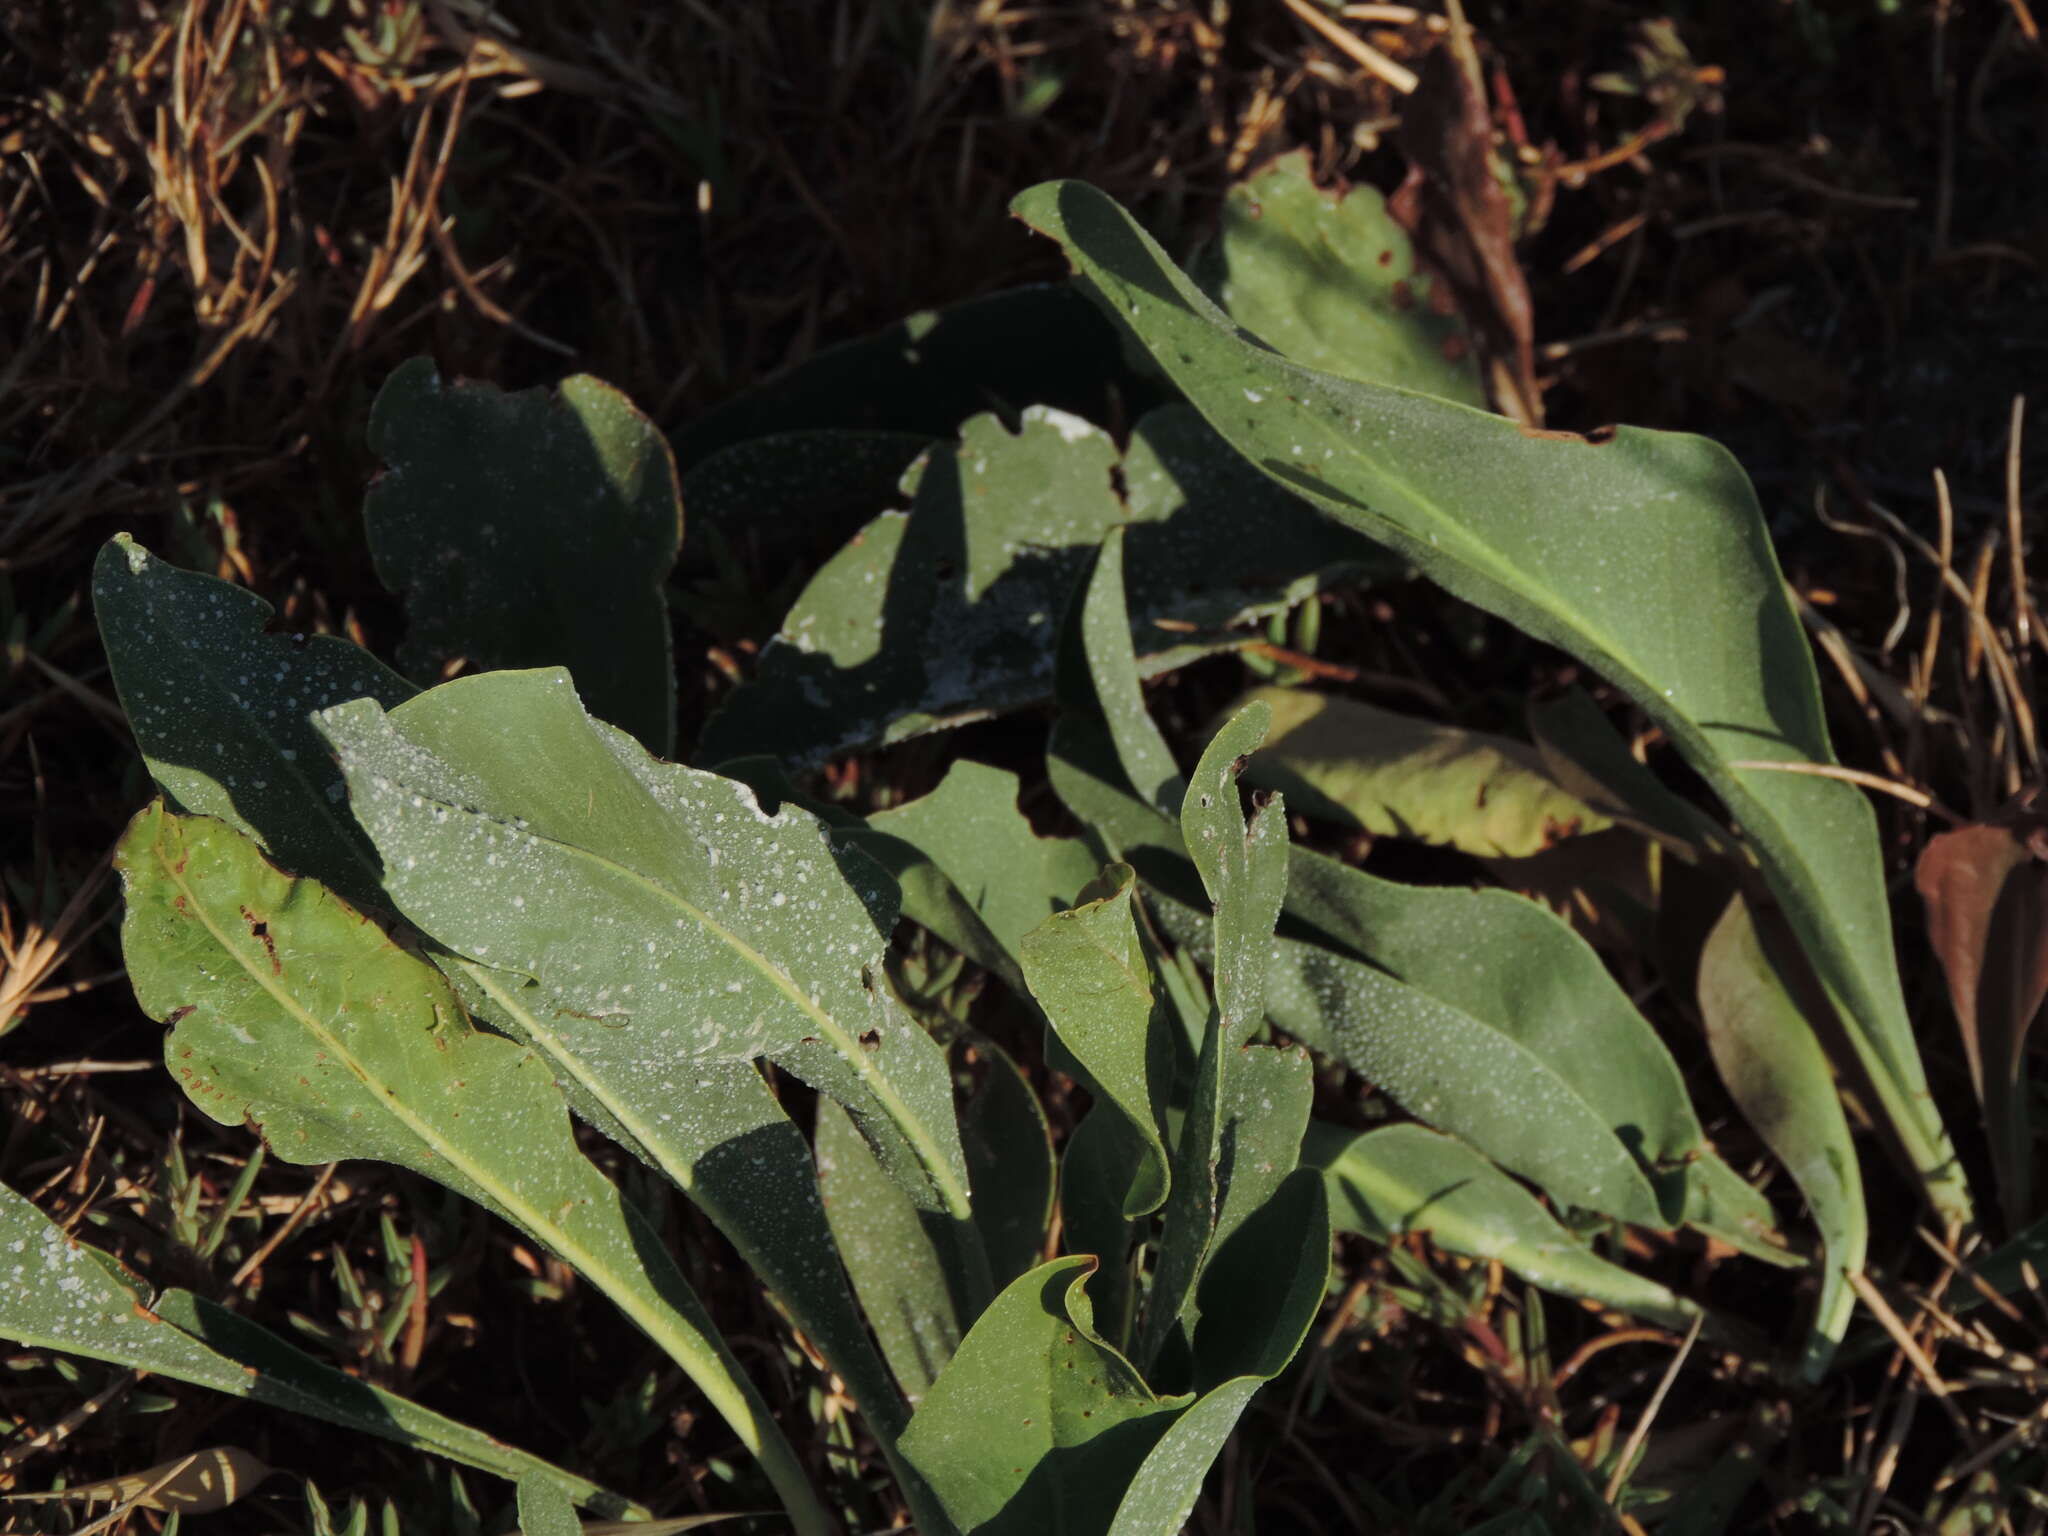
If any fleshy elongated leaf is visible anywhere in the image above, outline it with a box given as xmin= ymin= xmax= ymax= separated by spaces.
xmin=1195 ymin=149 xmax=1485 ymax=407
xmin=816 ymin=1095 xmax=961 ymax=1403
xmin=1238 ymin=685 xmax=1613 ymax=857
xmin=1104 ymin=1378 xmax=1261 ymax=1536
xmin=315 ymin=670 xmax=974 ymax=1233
xmin=1142 ymin=705 xmax=1306 ymax=1376
xmin=1306 ymin=1122 xmax=1704 ymax=1331
xmin=900 ymin=1257 xmax=1185 ymax=1536
xmin=1020 ymin=865 xmax=1173 ymax=1218
xmin=1109 ymin=1179 xmax=1328 ymax=1534
xmin=700 ymin=405 xmax=1373 ymax=769
xmin=1280 ymin=850 xmax=1778 ymax=1243
xmin=1181 ymin=703 xmax=1289 ymax=1049
xmin=92 ymin=535 xmax=416 ymax=910
xmin=0 ymin=1182 xmax=639 ymax=1518
xmin=1013 ymin=177 xmax=1965 ymax=1226
xmin=115 ymin=805 xmax=826 ymax=1535
xmin=1914 ymin=795 xmax=2048 ymax=1230
xmin=1080 ymin=528 xmax=1182 ymax=814
xmin=1247 ymin=906 xmax=1666 ymax=1227
xmin=1697 ymin=894 xmax=1865 ymax=1380
xmin=364 ymin=358 xmax=683 ymax=756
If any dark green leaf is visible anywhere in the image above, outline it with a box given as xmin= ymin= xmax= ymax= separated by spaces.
xmin=92 ymin=535 xmax=415 ymax=910
xmin=1697 ymin=894 xmax=1864 ymax=1380
xmin=365 ymin=358 xmax=683 ymax=755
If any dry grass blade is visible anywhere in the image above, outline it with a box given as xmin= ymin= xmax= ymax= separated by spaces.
xmin=0 ymin=842 xmax=115 ymax=1035
xmin=2 ymin=1447 xmax=271 ymax=1516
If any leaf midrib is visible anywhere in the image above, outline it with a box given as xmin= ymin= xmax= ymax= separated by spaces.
xmin=392 ymin=784 xmax=974 ymax=1222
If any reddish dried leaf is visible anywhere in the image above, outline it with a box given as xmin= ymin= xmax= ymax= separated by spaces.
xmin=1390 ymin=34 xmax=1540 ymax=423
xmin=1915 ymin=792 xmax=2048 ymax=1228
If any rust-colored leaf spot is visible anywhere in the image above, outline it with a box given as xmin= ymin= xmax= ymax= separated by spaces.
xmin=1377 ymin=248 xmax=1395 ymax=267
xmin=1515 ymin=423 xmax=1613 ymax=446
xmin=131 ymin=1300 xmax=164 ymax=1324
xmin=166 ymin=1005 xmax=195 ymax=1024
xmin=858 ymin=1028 xmax=882 ymax=1049
xmin=239 ymin=907 xmax=282 ymax=974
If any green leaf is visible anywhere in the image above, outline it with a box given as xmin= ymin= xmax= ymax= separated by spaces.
xmin=1077 ymin=528 xmax=1182 ymax=814
xmin=1696 ymin=893 xmax=1865 ymax=1381
xmin=115 ymin=804 xmax=827 ymax=1536
xmin=961 ymin=1039 xmax=1057 ymax=1289
xmin=1195 ymin=149 xmax=1485 ymax=408
xmin=1281 ymin=850 xmax=1776 ymax=1242
xmin=1187 ymin=1166 xmax=1329 ymax=1391
xmin=0 ymin=1183 xmax=639 ymax=1519
xmin=448 ymin=966 xmax=913 ymax=1455
xmin=1056 ymin=1108 xmax=1142 ymax=1350
xmin=700 ymin=405 xmax=1374 ymax=770
xmin=364 ymin=358 xmax=683 ymax=756
xmin=1256 ymin=914 xmax=1665 ymax=1227
xmin=92 ymin=535 xmax=416 ymax=910
xmin=1306 ymin=1122 xmax=1705 ymax=1331
xmin=899 ymin=1257 xmax=1184 ymax=1536
xmin=315 ymin=670 xmax=975 ymax=1233
xmin=1238 ymin=685 xmax=1614 ymax=857
xmin=865 ymin=760 xmax=1099 ymax=971
xmin=1108 ymin=1175 xmax=1330 ymax=1531
xmin=1103 ymin=1377 xmax=1260 ymax=1536
xmin=816 ymin=1095 xmax=962 ymax=1404
xmin=1180 ymin=702 xmax=1288 ymax=1048
xmin=1012 ymin=176 xmax=1965 ymax=1227
xmin=515 ymin=1476 xmax=580 ymax=1536
xmin=1019 ymin=865 xmax=1173 ymax=1218
xmin=1140 ymin=705 xmax=1305 ymax=1376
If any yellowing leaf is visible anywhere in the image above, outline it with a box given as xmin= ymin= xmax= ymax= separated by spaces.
xmin=1236 ymin=686 xmax=1612 ymax=857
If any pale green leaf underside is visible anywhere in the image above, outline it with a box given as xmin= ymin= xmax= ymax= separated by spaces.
xmin=1698 ymin=896 xmax=1866 ymax=1380
xmin=1307 ymin=1122 xmax=1704 ymax=1332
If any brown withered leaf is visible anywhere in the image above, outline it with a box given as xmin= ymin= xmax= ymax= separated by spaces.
xmin=1914 ymin=789 xmax=2048 ymax=1229
xmin=1390 ymin=18 xmax=1540 ymax=424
